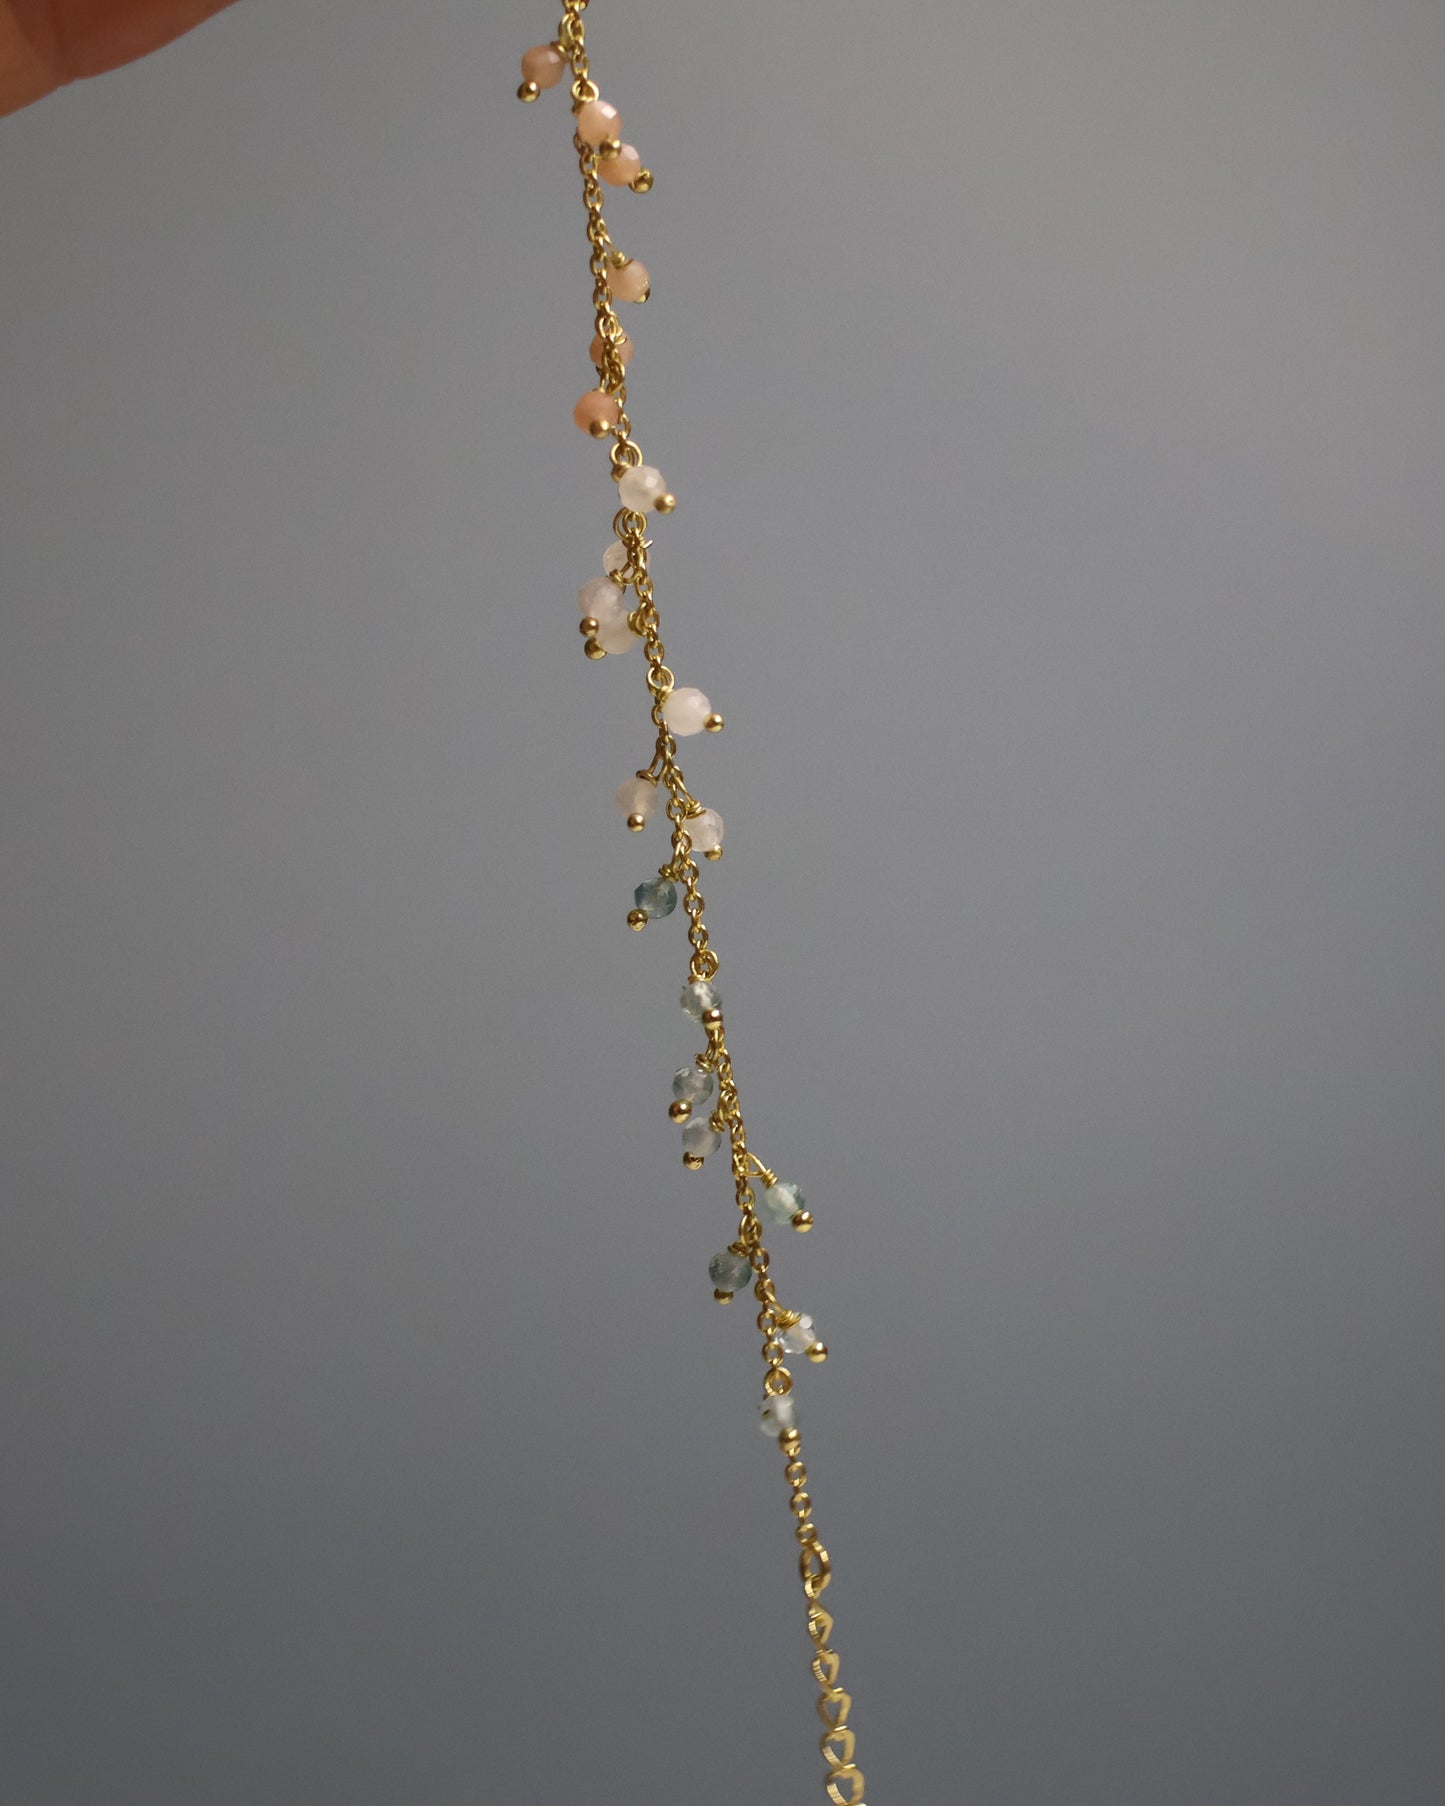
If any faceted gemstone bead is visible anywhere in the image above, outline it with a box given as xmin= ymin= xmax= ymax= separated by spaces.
xmin=610 ymin=258 xmax=651 ymax=303
xmin=634 ymin=878 xmax=678 ymax=919
xmin=573 ymin=388 xmax=620 ymax=435
xmin=602 ymin=539 xmax=630 ymax=575
xmin=759 ymin=1393 xmax=797 ymax=1437
xmin=591 ymin=332 xmax=635 ymax=371
xmin=779 ymin=1314 xmax=816 ymax=1356
xmin=615 ymin=775 xmax=657 ymax=822
xmin=662 ymin=687 xmax=712 ymax=737
xmin=672 ymin=1065 xmax=715 ymax=1105
xmin=681 ymin=1119 xmax=722 ymax=1159
xmin=761 ymin=1179 xmax=805 ymax=1226
xmin=617 ymin=464 xmax=667 ymax=512
xmin=688 ymin=807 xmax=724 ymax=854
xmin=594 ymin=612 xmax=637 ymax=654
xmin=577 ymin=99 xmax=623 ymax=147
xmin=599 ymin=144 xmax=643 ymax=187
xmin=520 ymin=44 xmax=566 ymax=88
xmin=578 ymin=575 xmax=628 ymax=626
xmin=681 ymin=979 xmax=719 ymax=1019
xmin=709 ymin=1250 xmax=752 ymax=1294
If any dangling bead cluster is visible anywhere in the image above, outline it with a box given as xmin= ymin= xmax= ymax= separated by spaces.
xmin=518 ymin=41 xmax=653 ymax=194
xmin=518 ymin=12 xmax=865 ymax=1803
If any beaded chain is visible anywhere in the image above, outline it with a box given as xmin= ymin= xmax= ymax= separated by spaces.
xmin=516 ymin=8 xmax=867 ymax=1804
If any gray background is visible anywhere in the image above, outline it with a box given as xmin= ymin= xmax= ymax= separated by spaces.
xmin=2 ymin=2 xmax=1442 ymax=1801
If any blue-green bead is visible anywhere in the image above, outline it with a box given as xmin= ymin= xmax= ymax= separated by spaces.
xmin=681 ymin=979 xmax=719 ymax=1019
xmin=634 ymin=877 xmax=677 ymax=918
xmin=761 ymin=1179 xmax=805 ymax=1226
xmin=672 ymin=1065 xmax=716 ymax=1105
xmin=708 ymin=1250 xmax=751 ymax=1294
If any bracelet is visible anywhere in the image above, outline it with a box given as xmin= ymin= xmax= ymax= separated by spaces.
xmin=516 ymin=9 xmax=867 ymax=1803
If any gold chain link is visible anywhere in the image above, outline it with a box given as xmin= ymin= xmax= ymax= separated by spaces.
xmin=543 ymin=7 xmax=865 ymax=1800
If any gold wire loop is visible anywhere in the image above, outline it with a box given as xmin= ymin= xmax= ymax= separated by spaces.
xmin=820 ymin=1727 xmax=857 ymax=1770
xmin=825 ymin=1766 xmax=867 ymax=1806
xmin=817 ymin=1689 xmax=852 ymax=1728
xmin=800 ymin=1538 xmax=832 ymax=1598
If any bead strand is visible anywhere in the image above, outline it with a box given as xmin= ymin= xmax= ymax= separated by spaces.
xmin=516 ymin=10 xmax=865 ymax=1803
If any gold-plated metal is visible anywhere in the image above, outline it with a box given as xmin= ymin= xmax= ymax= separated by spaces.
xmin=518 ymin=79 xmax=541 ymax=101
xmin=668 ymin=1099 xmax=691 ymax=1123
xmin=579 ymin=615 xmax=600 ymax=635
xmin=598 ymin=138 xmax=621 ymax=160
xmin=703 ymin=712 xmax=724 ymax=732
xmin=792 ymin=1209 xmax=814 ymax=1232
xmin=583 ymin=637 xmax=606 ymax=660
xmin=704 ymin=846 xmax=723 ymax=861
xmin=656 ymin=492 xmax=677 ymax=513
xmin=807 ymin=1342 xmax=829 ymax=1364
xmin=626 ymin=908 xmax=648 ymax=929
xmin=626 ymin=812 xmax=647 ymax=831
xmin=588 ymin=415 xmax=613 ymax=438
xmin=548 ymin=9 xmax=865 ymax=1797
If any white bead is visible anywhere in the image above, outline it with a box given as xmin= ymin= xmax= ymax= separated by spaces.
xmin=759 ymin=1392 xmax=797 ymax=1438
xmin=595 ymin=612 xmax=637 ymax=654
xmin=681 ymin=979 xmax=718 ymax=1019
xmin=578 ymin=575 xmax=627 ymax=626
xmin=615 ymin=776 xmax=656 ymax=820
xmin=779 ymin=1314 xmax=815 ymax=1356
xmin=688 ymin=807 xmax=723 ymax=853
xmin=603 ymin=539 xmax=629 ymax=576
xmin=663 ymin=687 xmax=712 ymax=737
xmin=617 ymin=464 xmax=667 ymax=513
xmin=681 ymin=1119 xmax=722 ymax=1159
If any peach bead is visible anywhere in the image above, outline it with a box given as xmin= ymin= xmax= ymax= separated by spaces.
xmin=598 ymin=144 xmax=643 ymax=187
xmin=610 ymin=258 xmax=650 ymax=304
xmin=577 ymin=99 xmax=622 ymax=147
xmin=520 ymin=44 xmax=566 ymax=88
xmin=590 ymin=330 xmax=635 ymax=368
xmin=573 ymin=388 xmax=621 ymax=435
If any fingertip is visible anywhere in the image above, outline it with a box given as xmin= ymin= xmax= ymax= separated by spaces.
xmin=1 ymin=0 xmax=242 ymax=114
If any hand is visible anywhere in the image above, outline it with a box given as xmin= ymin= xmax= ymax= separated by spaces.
xmin=1 ymin=0 xmax=237 ymax=116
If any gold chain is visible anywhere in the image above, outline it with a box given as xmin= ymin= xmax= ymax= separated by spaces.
xmin=525 ymin=8 xmax=867 ymax=1801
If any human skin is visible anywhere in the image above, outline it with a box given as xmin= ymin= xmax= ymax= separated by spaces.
xmin=0 ymin=0 xmax=237 ymax=114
